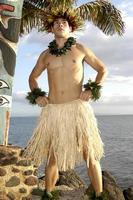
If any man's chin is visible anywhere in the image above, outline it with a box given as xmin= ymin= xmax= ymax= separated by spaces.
xmin=55 ymin=33 xmax=67 ymax=38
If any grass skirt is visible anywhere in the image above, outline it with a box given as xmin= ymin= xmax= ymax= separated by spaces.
xmin=22 ymin=99 xmax=104 ymax=171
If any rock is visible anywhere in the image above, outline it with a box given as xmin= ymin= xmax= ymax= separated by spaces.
xmin=0 ymin=167 xmax=6 ymax=176
xmin=0 ymin=146 xmax=16 ymax=158
xmin=0 ymin=156 xmax=18 ymax=166
xmin=123 ymin=186 xmax=133 ymax=200
xmin=86 ymin=170 xmax=125 ymax=200
xmin=19 ymin=148 xmax=25 ymax=157
xmin=57 ymin=185 xmax=86 ymax=200
xmin=102 ymin=171 xmax=125 ymax=200
xmin=57 ymin=170 xmax=85 ymax=189
xmin=16 ymin=159 xmax=32 ymax=166
xmin=5 ymin=176 xmax=20 ymax=187
xmin=0 ymin=145 xmax=38 ymax=199
xmin=24 ymin=176 xmax=38 ymax=186
xmin=23 ymin=170 xmax=33 ymax=176
xmin=31 ymin=188 xmax=44 ymax=196
xmin=21 ymin=195 xmax=32 ymax=200
xmin=7 ymin=192 xmax=15 ymax=200
xmin=12 ymin=167 xmax=20 ymax=173
xmin=33 ymin=169 xmax=38 ymax=176
xmin=19 ymin=187 xmax=27 ymax=193
xmin=0 ymin=190 xmax=7 ymax=200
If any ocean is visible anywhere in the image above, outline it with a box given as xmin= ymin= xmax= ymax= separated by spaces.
xmin=9 ymin=115 xmax=133 ymax=189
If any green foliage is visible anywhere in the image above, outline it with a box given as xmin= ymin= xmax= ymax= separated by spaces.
xmin=26 ymin=88 xmax=47 ymax=104
xmin=77 ymin=0 xmax=125 ymax=35
xmin=88 ymin=190 xmax=109 ymax=200
xmin=48 ymin=37 xmax=76 ymax=56
xmin=83 ymin=79 xmax=102 ymax=101
xmin=41 ymin=189 xmax=60 ymax=200
xmin=21 ymin=0 xmax=125 ymax=36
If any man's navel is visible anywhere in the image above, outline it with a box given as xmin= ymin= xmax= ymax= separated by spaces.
xmin=61 ymin=91 xmax=64 ymax=95
xmin=73 ymin=59 xmax=76 ymax=63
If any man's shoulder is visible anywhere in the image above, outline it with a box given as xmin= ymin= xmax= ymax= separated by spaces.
xmin=76 ymin=42 xmax=89 ymax=52
xmin=40 ymin=49 xmax=49 ymax=58
xmin=76 ymin=42 xmax=93 ymax=55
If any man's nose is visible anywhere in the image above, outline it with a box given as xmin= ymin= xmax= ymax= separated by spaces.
xmin=58 ymin=23 xmax=64 ymax=27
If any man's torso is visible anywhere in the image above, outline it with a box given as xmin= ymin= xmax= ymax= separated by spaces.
xmin=43 ymin=43 xmax=85 ymax=104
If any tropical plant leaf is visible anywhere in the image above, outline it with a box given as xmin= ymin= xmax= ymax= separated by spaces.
xmin=76 ymin=0 xmax=125 ymax=35
xmin=24 ymin=0 xmax=76 ymax=9
xmin=21 ymin=0 xmax=76 ymax=34
xmin=21 ymin=0 xmax=125 ymax=35
xmin=24 ymin=0 xmax=50 ymax=9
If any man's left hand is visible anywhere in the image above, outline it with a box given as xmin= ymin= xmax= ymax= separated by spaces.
xmin=79 ymin=90 xmax=92 ymax=101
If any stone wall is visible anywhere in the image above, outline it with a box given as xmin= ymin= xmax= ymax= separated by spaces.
xmin=0 ymin=145 xmax=38 ymax=200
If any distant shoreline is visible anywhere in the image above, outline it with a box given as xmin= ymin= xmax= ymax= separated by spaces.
xmin=10 ymin=114 xmax=133 ymax=118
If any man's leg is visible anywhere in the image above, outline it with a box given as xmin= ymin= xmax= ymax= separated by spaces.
xmin=83 ymin=151 xmax=103 ymax=197
xmin=45 ymin=149 xmax=59 ymax=192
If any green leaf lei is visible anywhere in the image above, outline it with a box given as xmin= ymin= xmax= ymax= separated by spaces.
xmin=83 ymin=79 xmax=102 ymax=101
xmin=48 ymin=37 xmax=76 ymax=56
xmin=26 ymin=88 xmax=47 ymax=105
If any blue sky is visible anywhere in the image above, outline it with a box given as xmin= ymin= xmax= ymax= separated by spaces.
xmin=11 ymin=0 xmax=133 ymax=116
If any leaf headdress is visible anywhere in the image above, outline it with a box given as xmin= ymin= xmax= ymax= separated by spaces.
xmin=22 ymin=0 xmax=125 ymax=36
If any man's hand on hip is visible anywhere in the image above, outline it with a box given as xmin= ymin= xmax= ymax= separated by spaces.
xmin=79 ymin=90 xmax=92 ymax=101
xmin=35 ymin=96 xmax=49 ymax=107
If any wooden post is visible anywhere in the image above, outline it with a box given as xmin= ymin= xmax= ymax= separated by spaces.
xmin=0 ymin=0 xmax=24 ymax=145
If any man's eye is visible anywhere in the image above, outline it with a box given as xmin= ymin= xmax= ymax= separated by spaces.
xmin=0 ymin=80 xmax=9 ymax=89
xmin=0 ymin=96 xmax=9 ymax=106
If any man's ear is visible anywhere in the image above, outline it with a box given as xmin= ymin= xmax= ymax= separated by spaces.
xmin=51 ymin=26 xmax=53 ymax=33
xmin=69 ymin=26 xmax=72 ymax=32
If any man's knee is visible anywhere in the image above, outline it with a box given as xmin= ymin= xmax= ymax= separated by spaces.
xmin=47 ymin=152 xmax=57 ymax=167
xmin=83 ymin=150 xmax=99 ymax=167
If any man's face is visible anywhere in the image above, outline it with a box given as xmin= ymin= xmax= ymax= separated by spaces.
xmin=51 ymin=18 xmax=72 ymax=37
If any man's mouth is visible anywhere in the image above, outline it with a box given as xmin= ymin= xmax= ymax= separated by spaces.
xmin=0 ymin=4 xmax=15 ymax=12
xmin=58 ymin=28 xmax=64 ymax=31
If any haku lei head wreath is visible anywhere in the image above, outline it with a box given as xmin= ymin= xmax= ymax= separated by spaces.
xmin=40 ymin=7 xmax=84 ymax=32
xmin=22 ymin=0 xmax=125 ymax=36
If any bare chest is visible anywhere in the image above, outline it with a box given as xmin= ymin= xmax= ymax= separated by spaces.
xmin=45 ymin=47 xmax=85 ymax=73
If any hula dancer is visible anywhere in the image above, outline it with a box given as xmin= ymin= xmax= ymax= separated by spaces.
xmin=22 ymin=4 xmax=119 ymax=199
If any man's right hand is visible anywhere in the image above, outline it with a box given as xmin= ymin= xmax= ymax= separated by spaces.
xmin=35 ymin=96 xmax=49 ymax=107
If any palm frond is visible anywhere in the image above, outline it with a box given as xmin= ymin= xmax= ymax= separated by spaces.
xmin=76 ymin=0 xmax=125 ymax=35
xmin=23 ymin=0 xmax=50 ymax=9
xmin=21 ymin=0 xmax=77 ymax=34
xmin=51 ymin=0 xmax=76 ymax=7
xmin=24 ymin=0 xmax=76 ymax=9
xmin=21 ymin=1 xmax=44 ymax=34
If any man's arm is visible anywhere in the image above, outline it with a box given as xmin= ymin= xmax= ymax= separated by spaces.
xmin=29 ymin=50 xmax=48 ymax=91
xmin=82 ymin=44 xmax=108 ymax=84
xmin=28 ymin=50 xmax=49 ymax=106
xmin=78 ymin=44 xmax=108 ymax=101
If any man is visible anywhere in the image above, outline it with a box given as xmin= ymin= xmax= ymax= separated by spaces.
xmin=23 ymin=9 xmax=108 ymax=200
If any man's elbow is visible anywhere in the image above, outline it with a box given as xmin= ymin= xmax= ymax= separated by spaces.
xmin=100 ymin=66 xmax=108 ymax=77
xmin=29 ymin=74 xmax=36 ymax=83
xmin=28 ymin=75 xmax=38 ymax=90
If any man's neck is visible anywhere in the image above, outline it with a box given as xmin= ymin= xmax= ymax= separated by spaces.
xmin=54 ymin=36 xmax=69 ymax=48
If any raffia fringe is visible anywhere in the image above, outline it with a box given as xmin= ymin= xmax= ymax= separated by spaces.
xmin=23 ymin=99 xmax=104 ymax=171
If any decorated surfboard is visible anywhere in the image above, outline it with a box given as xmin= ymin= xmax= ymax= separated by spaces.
xmin=0 ymin=0 xmax=24 ymax=145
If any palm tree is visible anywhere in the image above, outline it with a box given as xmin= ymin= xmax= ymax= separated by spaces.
xmin=22 ymin=0 xmax=125 ymax=36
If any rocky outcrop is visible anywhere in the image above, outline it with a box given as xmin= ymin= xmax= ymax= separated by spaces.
xmin=0 ymin=144 xmax=132 ymax=200
xmin=0 ymin=145 xmax=38 ymax=200
xmin=123 ymin=186 xmax=133 ymax=200
xmin=32 ymin=170 xmax=132 ymax=200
